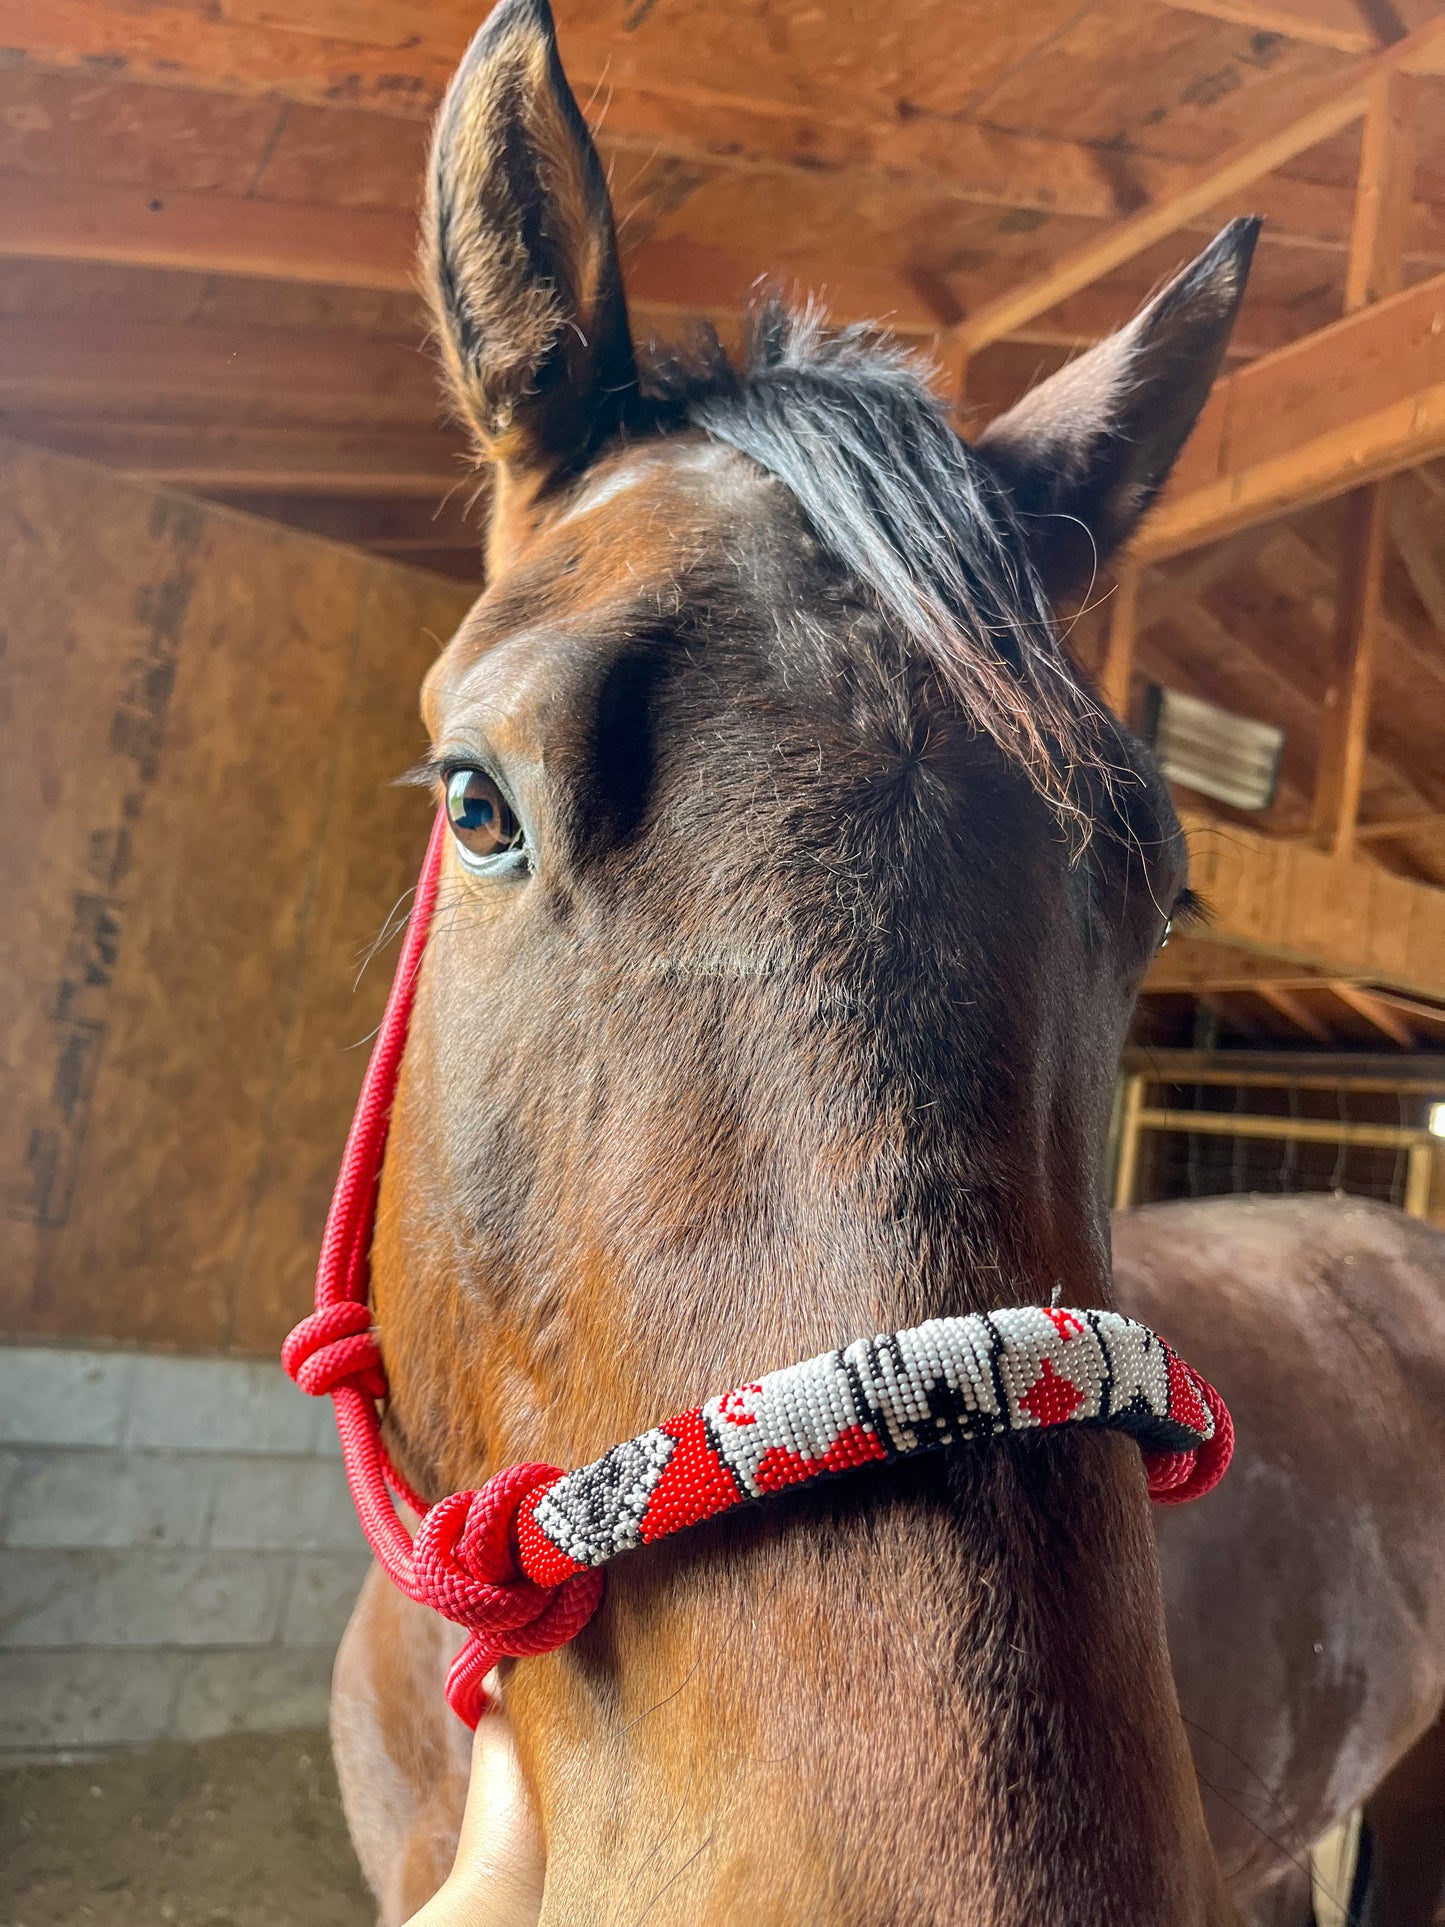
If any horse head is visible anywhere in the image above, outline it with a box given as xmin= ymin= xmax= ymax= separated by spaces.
xmin=372 ymin=3 xmax=1257 ymax=1918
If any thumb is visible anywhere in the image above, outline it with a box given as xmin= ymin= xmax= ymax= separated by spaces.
xmin=406 ymin=1688 xmax=545 ymax=1927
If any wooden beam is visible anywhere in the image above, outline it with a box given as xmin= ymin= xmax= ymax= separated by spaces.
xmin=1120 ymin=1045 xmax=1445 ymax=1089
xmin=0 ymin=1 xmax=1224 ymax=232
xmin=1345 ymin=68 xmax=1417 ymax=311
xmin=1331 ymin=979 xmax=1416 ymax=1044
xmin=0 ymin=170 xmax=1326 ymax=360
xmin=1100 ymin=570 xmax=1141 ymax=720
xmin=1159 ymin=0 xmax=1376 ymax=53
xmin=0 ymin=316 xmax=440 ymax=422
xmin=0 ymin=171 xmax=940 ymax=335
xmin=1135 ymin=269 xmax=1445 ymax=559
xmin=1180 ymin=807 xmax=1445 ymax=1002
xmin=0 ymin=173 xmax=417 ymax=293
xmin=1145 ymin=932 xmax=1331 ymax=994
xmin=199 ymin=487 xmax=482 ymax=548
xmin=941 ymin=12 xmax=1445 ymax=358
xmin=1141 ymin=936 xmax=1439 ymax=1048
xmin=1356 ymin=809 xmax=1445 ymax=839
xmin=1359 ymin=986 xmax=1445 ymax=1027
xmin=1312 ymin=483 xmax=1391 ymax=858
xmin=1254 ymin=982 xmax=1335 ymax=1041
xmin=1135 ymin=1107 xmax=1433 ymax=1149
xmin=0 ymin=418 xmax=475 ymax=496
xmin=8 ymin=11 xmax=1445 ymax=275
xmin=1143 ymin=972 xmax=1332 ymax=993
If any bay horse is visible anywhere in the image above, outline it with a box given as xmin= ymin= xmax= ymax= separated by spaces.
xmin=1124 ymin=1195 xmax=1445 ymax=1927
xmin=326 ymin=0 xmax=1265 ymax=1919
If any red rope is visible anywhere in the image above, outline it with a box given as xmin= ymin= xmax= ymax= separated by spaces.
xmin=1144 ymin=1377 xmax=1233 ymax=1504
xmin=282 ymin=814 xmax=600 ymax=1724
xmin=285 ymin=808 xmax=1232 ymax=1729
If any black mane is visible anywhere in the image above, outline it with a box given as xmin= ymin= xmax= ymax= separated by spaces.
xmin=638 ymin=301 xmax=1107 ymax=816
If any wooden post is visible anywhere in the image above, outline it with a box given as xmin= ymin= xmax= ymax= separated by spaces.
xmin=1312 ymin=481 xmax=1390 ymax=859
xmin=1404 ymin=1141 xmax=1434 ymax=1219
xmin=1100 ymin=567 xmax=1140 ymax=722
xmin=1344 ymin=69 xmax=1417 ymax=313
xmin=1113 ymin=1073 xmax=1147 ymax=1210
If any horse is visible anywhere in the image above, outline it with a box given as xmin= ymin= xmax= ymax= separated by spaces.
xmin=321 ymin=0 xmax=1266 ymax=1917
xmin=332 ymin=1195 xmax=1445 ymax=1927
xmin=1121 ymin=1195 xmax=1445 ymax=1927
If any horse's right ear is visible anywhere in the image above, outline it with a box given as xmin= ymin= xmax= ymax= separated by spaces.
xmin=423 ymin=0 xmax=636 ymax=541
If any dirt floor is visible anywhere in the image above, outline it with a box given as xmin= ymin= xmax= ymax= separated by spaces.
xmin=0 ymin=1729 xmax=374 ymax=1927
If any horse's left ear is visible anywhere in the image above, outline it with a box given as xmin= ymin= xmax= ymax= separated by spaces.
xmin=974 ymin=218 xmax=1260 ymax=601
xmin=423 ymin=0 xmax=636 ymax=536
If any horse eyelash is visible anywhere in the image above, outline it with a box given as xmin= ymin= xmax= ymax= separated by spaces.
xmin=397 ymin=756 xmax=447 ymax=792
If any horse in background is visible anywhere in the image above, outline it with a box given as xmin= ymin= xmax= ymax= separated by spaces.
xmin=1121 ymin=1194 xmax=1445 ymax=1927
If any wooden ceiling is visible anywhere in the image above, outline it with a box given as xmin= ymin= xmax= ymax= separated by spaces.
xmin=2 ymin=0 xmax=1444 ymax=1049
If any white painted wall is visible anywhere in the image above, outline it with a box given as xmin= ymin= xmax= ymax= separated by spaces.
xmin=0 ymin=1344 xmax=370 ymax=1757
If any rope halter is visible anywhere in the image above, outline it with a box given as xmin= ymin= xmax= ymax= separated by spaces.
xmin=284 ymin=811 xmax=1233 ymax=1728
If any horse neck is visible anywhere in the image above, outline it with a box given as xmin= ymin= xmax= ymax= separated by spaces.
xmin=507 ymin=1434 xmax=1231 ymax=1927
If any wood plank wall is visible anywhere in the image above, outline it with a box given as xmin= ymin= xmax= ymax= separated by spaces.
xmin=0 ymin=438 xmax=474 ymax=1354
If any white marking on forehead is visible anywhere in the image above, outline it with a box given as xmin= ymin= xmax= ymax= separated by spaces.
xmin=557 ymin=441 xmax=739 ymax=524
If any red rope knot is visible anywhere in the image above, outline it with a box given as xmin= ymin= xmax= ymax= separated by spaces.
xmin=411 ymin=1463 xmax=606 ymax=1729
xmin=282 ymin=1301 xmax=387 ymax=1402
xmin=1146 ymin=1376 xmax=1234 ymax=1506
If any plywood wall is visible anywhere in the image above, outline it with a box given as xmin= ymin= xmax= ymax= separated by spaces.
xmin=0 ymin=438 xmax=475 ymax=1354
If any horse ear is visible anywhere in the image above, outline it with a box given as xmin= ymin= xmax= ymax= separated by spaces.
xmin=974 ymin=218 xmax=1260 ymax=601
xmin=423 ymin=0 xmax=636 ymax=515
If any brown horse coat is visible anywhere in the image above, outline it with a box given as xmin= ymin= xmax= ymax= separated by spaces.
xmin=1128 ymin=1194 xmax=1445 ymax=1923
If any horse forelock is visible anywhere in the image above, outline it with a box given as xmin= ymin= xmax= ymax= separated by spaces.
xmin=635 ymin=299 xmax=1114 ymax=832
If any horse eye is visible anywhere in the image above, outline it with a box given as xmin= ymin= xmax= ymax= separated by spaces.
xmin=445 ymin=768 xmax=524 ymax=870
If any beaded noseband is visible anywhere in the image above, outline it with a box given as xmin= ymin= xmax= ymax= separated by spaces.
xmin=284 ymin=812 xmax=1232 ymax=1727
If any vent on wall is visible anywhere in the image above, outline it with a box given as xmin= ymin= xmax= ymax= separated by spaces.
xmin=1142 ymin=684 xmax=1284 ymax=813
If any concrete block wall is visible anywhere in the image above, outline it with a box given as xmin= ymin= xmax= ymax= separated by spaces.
xmin=0 ymin=1344 xmax=371 ymax=1757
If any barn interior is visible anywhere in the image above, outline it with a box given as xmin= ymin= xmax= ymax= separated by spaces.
xmin=2 ymin=2 xmax=1444 ymax=1922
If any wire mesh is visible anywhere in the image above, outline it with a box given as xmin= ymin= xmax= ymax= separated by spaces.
xmin=1145 ymin=1076 xmax=1430 ymax=1212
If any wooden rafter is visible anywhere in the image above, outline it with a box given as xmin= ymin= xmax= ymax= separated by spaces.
xmin=1309 ymin=65 xmax=1414 ymax=860
xmin=0 ymin=3 xmax=1355 ymax=235
xmin=1360 ymin=985 xmax=1445 ymax=1026
xmin=1357 ymin=809 xmax=1445 ymax=838
xmin=1160 ymin=0 xmax=1379 ymax=52
xmin=1312 ymin=482 xmax=1391 ymax=857
xmin=1345 ymin=68 xmax=1418 ymax=310
xmin=1181 ymin=808 xmax=1445 ymax=1001
xmin=1134 ymin=267 xmax=1445 ymax=559
xmin=1254 ymin=982 xmax=1335 ymax=1040
xmin=939 ymin=11 xmax=1445 ymax=369
xmin=0 ymin=418 xmax=475 ymax=496
xmin=1331 ymin=980 xmax=1417 ymax=1043
xmin=0 ymin=316 xmax=440 ymax=422
xmin=8 ymin=10 xmax=1445 ymax=279
xmin=1100 ymin=570 xmax=1140 ymax=721
xmin=0 ymin=171 xmax=1358 ymax=360
xmin=0 ymin=173 xmax=941 ymax=334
